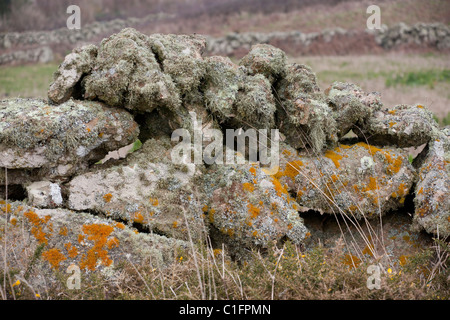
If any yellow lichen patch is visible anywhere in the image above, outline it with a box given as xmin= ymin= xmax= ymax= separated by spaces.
xmin=417 ymin=187 xmax=424 ymax=195
xmin=331 ymin=174 xmax=338 ymax=183
xmin=42 ymin=248 xmax=66 ymax=270
xmin=1 ymin=203 xmax=11 ymax=213
xmin=242 ymin=182 xmax=255 ymax=193
xmin=64 ymin=243 xmax=79 ymax=258
xmin=399 ymin=255 xmax=409 ymax=266
xmin=132 ymin=211 xmax=145 ymax=224
xmin=388 ymin=109 xmax=397 ymax=115
xmin=389 ymin=121 xmax=396 ymax=128
xmin=103 ymin=193 xmax=113 ymax=203
xmin=324 ymin=149 xmax=343 ymax=169
xmin=342 ymin=254 xmax=361 ymax=270
xmin=115 ymin=222 xmax=125 ymax=229
xmin=363 ymin=177 xmax=379 ymax=192
xmin=247 ymin=203 xmax=261 ymax=219
xmin=202 ymin=205 xmax=208 ymax=213
xmin=59 ymin=226 xmax=68 ymax=236
xmin=24 ymin=210 xmax=51 ymax=245
xmin=416 ymin=105 xmax=424 ymax=109
xmin=208 ymin=208 xmax=215 ymax=223
xmin=213 ymin=249 xmax=223 ymax=257
xmin=149 ymin=198 xmax=159 ymax=206
xmin=276 ymin=160 xmax=304 ymax=180
xmin=252 ymin=230 xmax=258 ymax=237
xmin=79 ymin=223 xmax=115 ymax=271
xmin=249 ymin=166 xmax=257 ymax=176
xmin=172 ymin=221 xmax=179 ymax=229
xmin=107 ymin=237 xmax=120 ymax=249
xmin=270 ymin=176 xmax=289 ymax=196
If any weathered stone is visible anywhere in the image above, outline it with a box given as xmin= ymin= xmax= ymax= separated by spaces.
xmin=200 ymin=151 xmax=309 ymax=250
xmin=147 ymin=33 xmax=207 ymax=95
xmin=48 ymin=44 xmax=97 ymax=104
xmin=232 ymin=74 xmax=277 ymax=130
xmin=275 ymin=63 xmax=337 ymax=151
xmin=203 ymin=56 xmax=243 ymax=121
xmin=239 ymin=44 xmax=287 ymax=83
xmin=26 ymin=181 xmax=63 ymax=208
xmin=82 ymin=28 xmax=181 ymax=113
xmin=412 ymin=128 xmax=450 ymax=237
xmin=325 ymin=82 xmax=382 ymax=138
xmin=273 ymin=142 xmax=416 ymax=219
xmin=356 ymin=104 xmax=439 ymax=148
xmin=67 ymin=138 xmax=206 ymax=242
xmin=0 ymin=200 xmax=188 ymax=291
xmin=0 ymin=98 xmax=139 ymax=181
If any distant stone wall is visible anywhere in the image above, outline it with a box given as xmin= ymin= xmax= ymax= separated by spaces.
xmin=0 ymin=13 xmax=170 ymax=50
xmin=206 ymin=23 xmax=450 ymax=57
xmin=0 ymin=22 xmax=449 ymax=65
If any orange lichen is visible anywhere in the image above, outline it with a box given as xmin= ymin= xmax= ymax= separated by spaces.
xmin=389 ymin=121 xmax=396 ymax=128
xmin=24 ymin=210 xmax=51 ymax=245
xmin=64 ymin=243 xmax=79 ymax=258
xmin=42 ymin=248 xmax=66 ymax=270
xmin=172 ymin=221 xmax=179 ymax=229
xmin=276 ymin=160 xmax=304 ymax=180
xmin=78 ymin=234 xmax=85 ymax=244
xmin=115 ymin=222 xmax=125 ymax=229
xmin=103 ymin=193 xmax=113 ymax=203
xmin=149 ymin=198 xmax=159 ymax=206
xmin=249 ymin=166 xmax=257 ymax=176
xmin=1 ymin=203 xmax=11 ymax=213
xmin=132 ymin=211 xmax=145 ymax=224
xmin=388 ymin=109 xmax=397 ymax=115
xmin=417 ymin=105 xmax=424 ymax=109
xmin=331 ymin=174 xmax=338 ymax=183
xmin=324 ymin=150 xmax=343 ymax=169
xmin=79 ymin=223 xmax=115 ymax=271
xmin=252 ymin=230 xmax=258 ymax=237
xmin=399 ymin=255 xmax=409 ymax=266
xmin=202 ymin=205 xmax=208 ymax=213
xmin=242 ymin=182 xmax=255 ymax=193
xmin=247 ymin=203 xmax=261 ymax=219
xmin=59 ymin=226 xmax=68 ymax=236
xmin=363 ymin=177 xmax=379 ymax=192
xmin=107 ymin=237 xmax=120 ymax=249
xmin=342 ymin=254 xmax=361 ymax=270
xmin=10 ymin=217 xmax=17 ymax=226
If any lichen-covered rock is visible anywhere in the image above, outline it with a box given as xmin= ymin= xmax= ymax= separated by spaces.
xmin=26 ymin=181 xmax=63 ymax=208
xmin=275 ymin=63 xmax=337 ymax=151
xmin=232 ymin=74 xmax=277 ymax=130
xmin=412 ymin=129 xmax=450 ymax=237
xmin=0 ymin=200 xmax=188 ymax=290
xmin=325 ymin=82 xmax=382 ymax=138
xmin=48 ymin=44 xmax=97 ymax=104
xmin=68 ymin=138 xmax=206 ymax=242
xmin=273 ymin=142 xmax=416 ymax=219
xmin=147 ymin=33 xmax=207 ymax=95
xmin=356 ymin=104 xmax=439 ymax=147
xmin=82 ymin=28 xmax=181 ymax=113
xmin=200 ymin=151 xmax=309 ymax=250
xmin=239 ymin=44 xmax=287 ymax=84
xmin=0 ymin=98 xmax=139 ymax=180
xmin=203 ymin=56 xmax=243 ymax=121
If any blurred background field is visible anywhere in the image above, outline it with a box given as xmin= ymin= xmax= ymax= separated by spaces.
xmin=0 ymin=0 xmax=449 ymax=123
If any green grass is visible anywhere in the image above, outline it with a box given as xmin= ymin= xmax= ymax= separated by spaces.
xmin=0 ymin=63 xmax=58 ymax=99
xmin=386 ymin=69 xmax=450 ymax=88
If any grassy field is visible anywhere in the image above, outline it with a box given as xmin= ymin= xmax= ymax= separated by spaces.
xmin=1 ymin=53 xmax=449 ymax=123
